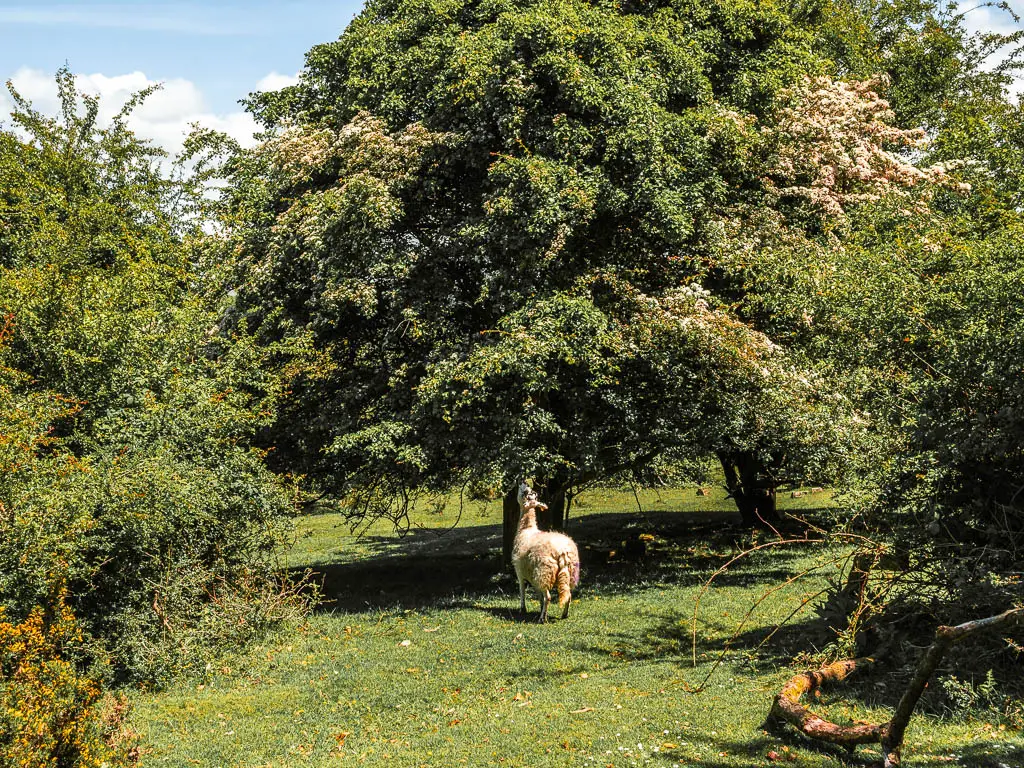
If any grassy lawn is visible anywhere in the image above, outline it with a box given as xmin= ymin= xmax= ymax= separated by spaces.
xmin=131 ymin=486 xmax=1024 ymax=767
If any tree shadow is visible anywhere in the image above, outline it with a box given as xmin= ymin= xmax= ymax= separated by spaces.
xmin=467 ymin=602 xmax=587 ymax=623
xmin=572 ymin=612 xmax=834 ymax=673
xmin=300 ymin=549 xmax=504 ymax=612
xmin=642 ymin=727 xmax=1023 ymax=768
xmin=939 ymin=740 xmax=1024 ymax=767
xmin=292 ymin=506 xmax=827 ymax=614
xmin=647 ymin=731 xmax=877 ymax=767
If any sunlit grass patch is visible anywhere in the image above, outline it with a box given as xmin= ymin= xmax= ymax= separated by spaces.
xmin=131 ymin=486 xmax=1022 ymax=767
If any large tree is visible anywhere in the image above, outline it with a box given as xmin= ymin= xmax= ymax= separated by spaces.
xmin=220 ymin=0 xmax=979 ymax=551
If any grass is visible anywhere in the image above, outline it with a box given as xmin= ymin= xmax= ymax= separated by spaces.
xmin=130 ymin=486 xmax=1024 ymax=767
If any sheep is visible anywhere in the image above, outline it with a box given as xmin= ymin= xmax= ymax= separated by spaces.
xmin=512 ymin=485 xmax=581 ymax=622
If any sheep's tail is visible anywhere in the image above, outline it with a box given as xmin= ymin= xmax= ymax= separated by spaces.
xmin=555 ymin=551 xmax=578 ymax=612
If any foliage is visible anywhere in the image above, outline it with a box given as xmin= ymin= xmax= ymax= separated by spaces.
xmin=0 ymin=593 xmax=137 ymax=768
xmin=0 ymin=68 xmax=186 ymax=428
xmin=0 ymin=70 xmax=302 ymax=682
xmin=883 ymin=225 xmax=1024 ymax=537
xmin=758 ymin=75 xmax=966 ymax=223
xmin=116 ymin=565 xmax=318 ymax=687
xmin=938 ymin=669 xmax=1023 ymax=727
xmin=223 ymin=0 xmax=905 ymax=523
xmin=412 ymin=275 xmax=867 ymax=498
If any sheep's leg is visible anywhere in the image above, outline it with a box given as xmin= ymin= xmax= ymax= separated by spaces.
xmin=555 ymin=560 xmax=574 ymax=619
xmin=518 ymin=576 xmax=527 ymax=615
xmin=539 ymin=590 xmax=550 ymax=623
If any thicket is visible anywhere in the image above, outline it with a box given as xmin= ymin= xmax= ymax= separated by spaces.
xmin=0 ymin=69 xmax=304 ymax=691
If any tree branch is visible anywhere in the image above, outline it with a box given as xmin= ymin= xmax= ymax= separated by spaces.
xmin=768 ymin=607 xmax=1024 ymax=767
xmin=769 ymin=658 xmax=883 ymax=746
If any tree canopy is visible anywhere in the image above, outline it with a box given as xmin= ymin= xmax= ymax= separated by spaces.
xmin=226 ymin=0 xmax=946 ymax=529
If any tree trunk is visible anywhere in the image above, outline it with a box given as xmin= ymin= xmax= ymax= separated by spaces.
xmin=536 ymin=476 xmax=568 ymax=531
xmin=719 ymin=450 xmax=781 ymax=528
xmin=502 ymin=486 xmax=519 ymax=568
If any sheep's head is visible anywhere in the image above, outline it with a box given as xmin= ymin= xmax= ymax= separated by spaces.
xmin=521 ymin=492 xmax=548 ymax=514
xmin=516 ymin=493 xmax=548 ymax=531
xmin=517 ymin=484 xmax=548 ymax=523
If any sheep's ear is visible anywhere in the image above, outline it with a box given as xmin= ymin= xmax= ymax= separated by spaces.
xmin=537 ymin=502 xmax=549 ymax=512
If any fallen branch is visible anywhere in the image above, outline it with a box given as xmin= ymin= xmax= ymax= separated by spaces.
xmin=770 ymin=658 xmax=882 ymax=747
xmin=880 ymin=607 xmax=1024 ymax=767
xmin=768 ymin=607 xmax=1024 ymax=767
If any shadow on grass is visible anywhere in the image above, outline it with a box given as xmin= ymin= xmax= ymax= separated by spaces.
xmin=293 ymin=508 xmax=828 ymax=615
xmin=674 ymin=732 xmax=875 ymax=767
xmin=572 ymin=612 xmax=833 ymax=672
xmin=302 ymin=550 xmax=503 ymax=613
xmin=645 ymin=729 xmax=1024 ymax=767
xmin=760 ymin=719 xmax=1024 ymax=768
xmin=469 ymin=603 xmax=583 ymax=624
xmin=931 ymin=740 xmax=1024 ymax=767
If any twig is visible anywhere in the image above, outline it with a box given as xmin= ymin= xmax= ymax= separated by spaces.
xmin=690 ymin=536 xmax=823 ymax=669
xmin=685 ymin=551 xmax=843 ymax=692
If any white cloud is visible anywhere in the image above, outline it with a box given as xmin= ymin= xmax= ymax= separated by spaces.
xmin=256 ymin=71 xmax=300 ymax=92
xmin=0 ymin=66 xmax=263 ymax=156
xmin=959 ymin=1 xmax=1022 ymax=38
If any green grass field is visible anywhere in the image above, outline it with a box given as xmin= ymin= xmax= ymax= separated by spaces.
xmin=130 ymin=486 xmax=1024 ymax=767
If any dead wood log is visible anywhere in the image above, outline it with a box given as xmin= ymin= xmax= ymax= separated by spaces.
xmin=768 ymin=607 xmax=1024 ymax=767
xmin=769 ymin=658 xmax=883 ymax=747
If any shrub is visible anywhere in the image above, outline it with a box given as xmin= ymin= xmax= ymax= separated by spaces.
xmin=0 ymin=593 xmax=137 ymax=768
xmin=939 ymin=669 xmax=1024 ymax=729
xmin=113 ymin=564 xmax=318 ymax=686
xmin=0 ymin=351 xmax=92 ymax=624
xmin=0 ymin=71 xmax=307 ymax=683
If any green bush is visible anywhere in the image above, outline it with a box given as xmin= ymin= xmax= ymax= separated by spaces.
xmin=0 ymin=70 xmax=306 ymax=682
xmin=0 ymin=308 xmax=301 ymax=682
xmin=0 ymin=352 xmax=93 ymax=622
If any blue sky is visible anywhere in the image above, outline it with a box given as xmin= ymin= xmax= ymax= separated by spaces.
xmin=0 ymin=0 xmax=1020 ymax=154
xmin=0 ymin=1 xmax=363 ymax=111
xmin=0 ymin=1 xmax=363 ymax=152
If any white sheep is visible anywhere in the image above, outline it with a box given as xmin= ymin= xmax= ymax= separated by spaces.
xmin=512 ymin=485 xmax=581 ymax=622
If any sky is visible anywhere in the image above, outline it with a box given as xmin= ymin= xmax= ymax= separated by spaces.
xmin=0 ymin=0 xmax=1021 ymax=156
xmin=0 ymin=1 xmax=364 ymax=153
